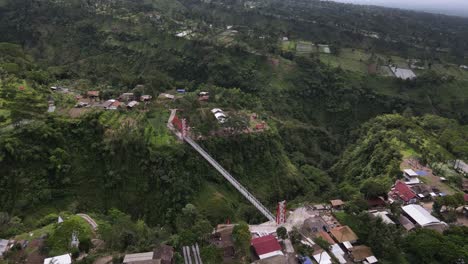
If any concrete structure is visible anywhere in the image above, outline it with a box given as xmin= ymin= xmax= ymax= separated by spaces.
xmin=43 ymin=254 xmax=72 ymax=264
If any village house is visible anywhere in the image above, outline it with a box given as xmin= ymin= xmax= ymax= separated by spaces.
xmin=350 ymin=245 xmax=378 ymax=264
xmin=158 ymin=93 xmax=175 ymax=100
xmin=330 ymin=199 xmax=344 ymax=211
xmin=388 ymin=180 xmax=417 ymax=204
xmin=411 ymin=184 xmax=433 ymax=200
xmin=401 ymin=204 xmax=447 ymax=232
xmin=127 ymin=101 xmax=139 ymax=109
xmin=330 ymin=225 xmax=358 ymax=244
xmin=86 ymin=91 xmax=100 ymax=99
xmin=119 ymin=93 xmax=135 ymax=102
xmin=251 ymin=235 xmax=284 ymax=260
xmin=402 ymin=169 xmax=420 ymax=185
xmin=123 ymin=245 xmax=174 ymax=264
xmin=43 ymin=254 xmax=72 ymax=264
xmin=198 ymin=91 xmax=210 ymax=101
xmin=140 ymin=95 xmax=152 ymax=102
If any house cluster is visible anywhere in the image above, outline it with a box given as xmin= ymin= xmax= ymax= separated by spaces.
xmin=295 ymin=203 xmax=378 ymax=264
xmin=209 ymin=201 xmax=380 ymax=264
xmin=74 ymin=91 xmax=152 ymax=111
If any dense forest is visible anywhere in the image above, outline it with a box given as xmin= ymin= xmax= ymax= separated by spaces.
xmin=1 ymin=0 xmax=468 ymax=263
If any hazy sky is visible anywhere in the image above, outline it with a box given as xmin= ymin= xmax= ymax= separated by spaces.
xmin=331 ymin=0 xmax=468 ymax=17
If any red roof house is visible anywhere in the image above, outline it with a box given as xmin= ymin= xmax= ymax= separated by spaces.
xmin=391 ymin=181 xmax=417 ymax=203
xmin=251 ymin=235 xmax=283 ymax=260
xmin=464 ymin=193 xmax=468 ymax=203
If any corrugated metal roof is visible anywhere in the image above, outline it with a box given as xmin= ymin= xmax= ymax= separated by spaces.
xmin=402 ymin=204 xmax=442 ymax=227
xmin=123 ymin=252 xmax=154 ymax=263
xmin=43 ymin=254 xmax=72 ymax=264
xmin=251 ymin=235 xmax=282 ymax=256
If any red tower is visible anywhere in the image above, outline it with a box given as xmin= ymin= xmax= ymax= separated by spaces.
xmin=276 ymin=201 xmax=287 ymax=225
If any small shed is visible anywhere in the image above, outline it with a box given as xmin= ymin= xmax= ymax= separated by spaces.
xmin=330 ymin=199 xmax=344 ymax=210
xmin=87 ymin=91 xmax=100 ymax=98
xmin=330 ymin=226 xmax=358 ymax=244
xmin=43 ymin=254 xmax=72 ymax=264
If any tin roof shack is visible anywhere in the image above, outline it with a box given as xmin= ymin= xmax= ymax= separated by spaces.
xmin=330 ymin=226 xmax=358 ymax=244
xmin=330 ymin=200 xmax=344 ymax=211
xmin=251 ymin=235 xmax=283 ymax=260
xmin=401 ymin=204 xmax=447 ymax=232
xmin=43 ymin=254 xmax=72 ymax=264
xmin=127 ymin=101 xmax=140 ymax=109
xmin=86 ymin=91 xmax=100 ymax=99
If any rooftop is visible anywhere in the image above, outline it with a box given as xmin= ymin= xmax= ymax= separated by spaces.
xmin=43 ymin=254 xmax=72 ymax=264
xmin=350 ymin=245 xmax=373 ymax=262
xmin=404 ymin=169 xmax=418 ymax=177
xmin=330 ymin=226 xmax=358 ymax=243
xmin=251 ymin=235 xmax=282 ymax=257
xmin=313 ymin=251 xmax=332 ymax=264
xmin=330 ymin=199 xmax=344 ymax=207
xmin=390 ymin=66 xmax=416 ymax=80
xmin=402 ymin=204 xmax=444 ymax=227
xmin=123 ymin=252 xmax=154 ymax=263
xmin=393 ymin=181 xmax=417 ymax=202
